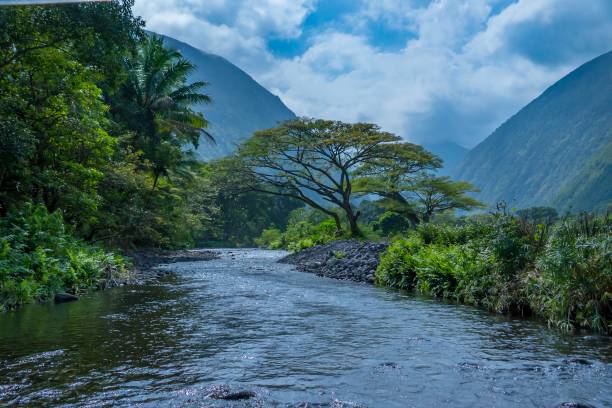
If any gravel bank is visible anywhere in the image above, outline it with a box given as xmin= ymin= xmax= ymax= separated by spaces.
xmin=129 ymin=249 xmax=219 ymax=283
xmin=279 ymin=240 xmax=388 ymax=283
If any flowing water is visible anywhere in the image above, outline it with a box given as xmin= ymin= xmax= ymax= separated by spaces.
xmin=1 ymin=249 xmax=611 ymax=407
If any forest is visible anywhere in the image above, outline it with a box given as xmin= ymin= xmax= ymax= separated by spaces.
xmin=0 ymin=1 xmax=610 ymax=335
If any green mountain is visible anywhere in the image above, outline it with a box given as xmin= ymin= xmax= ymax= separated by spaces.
xmin=454 ymin=51 xmax=612 ymax=212
xmin=160 ymin=35 xmax=296 ymax=160
xmin=423 ymin=141 xmax=469 ymax=176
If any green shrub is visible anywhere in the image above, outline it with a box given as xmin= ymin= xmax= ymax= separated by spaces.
xmin=376 ymin=212 xmax=611 ymax=334
xmin=373 ymin=212 xmax=411 ymax=236
xmin=414 ymin=244 xmax=462 ymax=298
xmin=528 ymin=215 xmax=611 ymax=333
xmin=416 ymin=221 xmax=492 ymax=246
xmin=286 ymin=219 xmax=338 ymax=251
xmin=255 ymin=218 xmax=342 ymax=251
xmin=376 ymin=236 xmax=423 ymax=290
xmin=254 ymin=227 xmax=284 ymax=249
xmin=0 ymin=204 xmax=128 ymax=310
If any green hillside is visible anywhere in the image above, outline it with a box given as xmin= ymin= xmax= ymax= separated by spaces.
xmin=454 ymin=51 xmax=612 ymax=211
xmin=160 ymin=35 xmax=296 ymax=160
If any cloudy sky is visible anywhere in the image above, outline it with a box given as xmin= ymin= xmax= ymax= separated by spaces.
xmin=134 ymin=0 xmax=612 ymax=148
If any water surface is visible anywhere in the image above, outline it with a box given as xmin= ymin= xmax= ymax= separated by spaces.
xmin=1 ymin=249 xmax=611 ymax=407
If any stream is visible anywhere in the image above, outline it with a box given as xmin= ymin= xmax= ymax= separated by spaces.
xmin=1 ymin=249 xmax=611 ymax=407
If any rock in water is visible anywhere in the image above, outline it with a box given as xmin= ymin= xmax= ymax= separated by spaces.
xmin=206 ymin=385 xmax=256 ymax=400
xmin=218 ymin=390 xmax=257 ymax=400
xmin=54 ymin=293 xmax=79 ymax=303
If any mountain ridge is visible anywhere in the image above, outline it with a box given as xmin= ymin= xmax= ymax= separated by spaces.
xmin=454 ymin=50 xmax=612 ymax=211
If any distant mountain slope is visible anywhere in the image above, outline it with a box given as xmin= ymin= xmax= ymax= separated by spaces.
xmin=160 ymin=35 xmax=296 ymax=160
xmin=423 ymin=141 xmax=469 ymax=176
xmin=454 ymin=51 xmax=612 ymax=211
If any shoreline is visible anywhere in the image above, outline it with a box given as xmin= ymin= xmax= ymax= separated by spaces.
xmin=127 ymin=249 xmax=219 ymax=283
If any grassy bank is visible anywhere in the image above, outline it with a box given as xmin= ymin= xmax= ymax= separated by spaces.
xmin=0 ymin=205 xmax=129 ymax=311
xmin=376 ymin=213 xmax=611 ymax=334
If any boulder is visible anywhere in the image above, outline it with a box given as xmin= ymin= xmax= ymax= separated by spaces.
xmin=54 ymin=293 xmax=79 ymax=303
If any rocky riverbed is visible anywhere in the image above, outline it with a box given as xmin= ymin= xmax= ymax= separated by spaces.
xmin=129 ymin=249 xmax=219 ymax=282
xmin=279 ymin=240 xmax=389 ymax=283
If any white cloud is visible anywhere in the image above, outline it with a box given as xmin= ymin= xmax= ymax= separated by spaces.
xmin=134 ymin=0 xmax=314 ymax=72
xmin=134 ymin=0 xmax=612 ymax=147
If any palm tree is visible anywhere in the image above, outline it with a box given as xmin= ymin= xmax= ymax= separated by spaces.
xmin=121 ymin=35 xmax=212 ymax=188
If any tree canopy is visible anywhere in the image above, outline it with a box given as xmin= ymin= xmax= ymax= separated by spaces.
xmin=238 ymin=118 xmax=441 ymax=235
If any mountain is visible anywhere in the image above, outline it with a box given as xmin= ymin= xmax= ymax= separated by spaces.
xmin=160 ymin=34 xmax=296 ymax=160
xmin=423 ymin=141 xmax=469 ymax=176
xmin=454 ymin=51 xmax=612 ymax=212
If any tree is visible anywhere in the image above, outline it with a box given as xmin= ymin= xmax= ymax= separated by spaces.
xmin=117 ymin=35 xmax=212 ymax=189
xmin=201 ymin=158 xmax=302 ymax=245
xmin=410 ymin=176 xmax=483 ymax=222
xmin=238 ymin=118 xmax=437 ymax=235
xmin=352 ymin=143 xmax=442 ymax=226
xmin=354 ymin=150 xmax=482 ymax=223
xmin=0 ymin=1 xmax=144 ymax=89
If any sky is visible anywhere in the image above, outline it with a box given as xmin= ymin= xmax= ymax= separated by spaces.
xmin=133 ymin=0 xmax=612 ymax=148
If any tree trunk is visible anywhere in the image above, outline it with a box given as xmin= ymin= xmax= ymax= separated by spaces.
xmin=347 ymin=214 xmax=360 ymax=236
xmin=405 ymin=211 xmax=420 ymax=227
xmin=152 ymin=172 xmax=160 ymax=190
xmin=343 ymin=203 xmax=361 ymax=236
xmin=331 ymin=213 xmax=343 ymax=235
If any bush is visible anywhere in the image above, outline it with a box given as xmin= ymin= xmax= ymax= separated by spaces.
xmin=416 ymin=221 xmax=492 ymax=246
xmin=285 ymin=219 xmax=339 ymax=251
xmin=414 ymin=244 xmax=462 ymax=298
xmin=0 ymin=204 xmax=128 ymax=310
xmin=254 ymin=227 xmax=283 ymax=249
xmin=376 ymin=236 xmax=423 ymax=289
xmin=375 ymin=212 xmax=612 ymax=334
xmin=528 ymin=215 xmax=611 ymax=333
xmin=255 ymin=216 xmax=341 ymax=251
xmin=373 ymin=212 xmax=411 ymax=236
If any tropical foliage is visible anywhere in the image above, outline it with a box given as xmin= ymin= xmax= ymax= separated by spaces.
xmin=0 ymin=205 xmax=128 ymax=310
xmin=375 ymin=212 xmax=612 ymax=333
xmin=0 ymin=2 xmax=221 ymax=307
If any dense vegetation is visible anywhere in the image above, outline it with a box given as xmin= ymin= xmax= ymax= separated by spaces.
xmin=0 ymin=2 xmax=294 ymax=309
xmin=0 ymin=205 xmax=129 ymax=308
xmin=455 ymin=50 xmax=612 ymax=212
xmin=376 ymin=210 xmax=611 ymax=334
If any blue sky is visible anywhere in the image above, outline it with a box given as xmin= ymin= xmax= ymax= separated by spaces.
xmin=134 ymin=0 xmax=612 ymax=147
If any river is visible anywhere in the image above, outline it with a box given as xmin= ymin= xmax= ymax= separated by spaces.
xmin=1 ymin=249 xmax=611 ymax=407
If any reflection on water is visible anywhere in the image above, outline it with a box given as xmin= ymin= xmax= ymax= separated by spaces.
xmin=1 ymin=249 xmax=611 ymax=407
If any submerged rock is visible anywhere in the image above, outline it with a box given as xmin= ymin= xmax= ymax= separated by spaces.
xmin=206 ymin=384 xmax=257 ymax=401
xmin=54 ymin=293 xmax=79 ymax=303
xmin=279 ymin=240 xmax=388 ymax=284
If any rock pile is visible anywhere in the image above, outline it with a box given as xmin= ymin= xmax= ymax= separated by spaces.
xmin=279 ymin=240 xmax=388 ymax=283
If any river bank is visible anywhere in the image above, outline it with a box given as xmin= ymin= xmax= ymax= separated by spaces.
xmin=74 ymin=249 xmax=220 ymax=299
xmin=128 ymin=249 xmax=219 ymax=283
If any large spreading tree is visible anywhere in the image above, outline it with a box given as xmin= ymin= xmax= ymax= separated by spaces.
xmin=355 ymin=152 xmax=482 ymax=224
xmin=238 ymin=118 xmax=439 ymax=235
